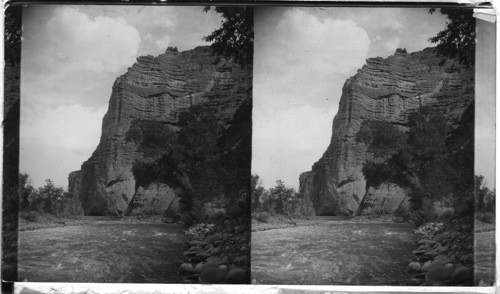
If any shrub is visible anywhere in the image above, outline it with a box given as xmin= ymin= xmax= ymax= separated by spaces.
xmin=393 ymin=205 xmax=412 ymax=223
xmin=204 ymin=201 xmax=226 ymax=222
xmin=476 ymin=212 xmax=495 ymax=224
xmin=254 ymin=211 xmax=270 ymax=223
xmin=410 ymin=198 xmax=437 ymax=226
xmin=23 ymin=211 xmax=40 ymax=222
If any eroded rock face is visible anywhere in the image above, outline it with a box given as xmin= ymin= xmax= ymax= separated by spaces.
xmin=69 ymin=46 xmax=252 ymax=216
xmin=356 ymin=183 xmax=409 ymax=216
xmin=300 ymin=48 xmax=474 ymax=216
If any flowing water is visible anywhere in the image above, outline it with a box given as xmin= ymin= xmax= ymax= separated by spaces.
xmin=252 ymin=221 xmax=417 ymax=285
xmin=18 ymin=223 xmax=186 ymax=283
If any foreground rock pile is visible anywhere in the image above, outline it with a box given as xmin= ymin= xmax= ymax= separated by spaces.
xmin=407 ymin=221 xmax=473 ymax=286
xmin=178 ymin=218 xmax=250 ymax=284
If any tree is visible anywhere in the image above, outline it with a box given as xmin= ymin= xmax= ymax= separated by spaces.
xmin=268 ymin=180 xmax=296 ymax=215
xmin=474 ymin=175 xmax=496 ymax=213
xmin=19 ymin=173 xmax=34 ymax=211
xmin=28 ymin=179 xmax=67 ymax=214
xmin=251 ymin=174 xmax=265 ymax=210
xmin=203 ymin=6 xmax=253 ymax=68
xmin=127 ymin=105 xmax=240 ymax=222
xmin=356 ymin=107 xmax=450 ymax=218
xmin=429 ymin=8 xmax=475 ymax=67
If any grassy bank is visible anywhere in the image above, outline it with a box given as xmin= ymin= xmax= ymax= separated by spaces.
xmin=18 ymin=214 xmax=172 ymax=231
xmin=251 ymin=214 xmax=397 ymax=232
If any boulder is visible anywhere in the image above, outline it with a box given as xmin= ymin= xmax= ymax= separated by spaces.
xmin=203 ymin=257 xmax=226 ymax=270
xmin=206 ymin=233 xmax=224 ymax=244
xmin=418 ymin=239 xmax=432 ymax=246
xmin=233 ymin=255 xmax=247 ymax=266
xmin=421 ymin=261 xmax=432 ymax=272
xmin=451 ymin=266 xmax=472 ymax=283
xmin=189 ymin=240 xmax=208 ymax=247
xmin=407 ymin=262 xmax=421 ymax=273
xmin=179 ymin=263 xmax=193 ymax=275
xmin=193 ymin=262 xmax=203 ymax=274
xmin=199 ymin=268 xmax=227 ymax=284
xmin=426 ymin=263 xmax=454 ymax=282
xmin=194 ymin=251 xmax=211 ymax=260
xmin=225 ymin=268 xmax=248 ymax=284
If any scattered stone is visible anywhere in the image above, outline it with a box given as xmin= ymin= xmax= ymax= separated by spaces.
xmin=233 ymin=255 xmax=247 ymax=266
xmin=184 ymin=251 xmax=196 ymax=257
xmin=211 ymin=247 xmax=222 ymax=256
xmin=193 ymin=262 xmax=203 ymax=274
xmin=188 ymin=246 xmax=199 ymax=252
xmin=421 ymin=261 xmax=432 ymax=272
xmin=432 ymin=255 xmax=454 ymax=266
xmin=179 ymin=263 xmax=193 ymax=275
xmin=438 ymin=245 xmax=448 ymax=254
xmin=407 ymin=262 xmax=421 ymax=273
xmin=459 ymin=254 xmax=473 ymax=264
xmin=451 ymin=266 xmax=472 ymax=283
xmin=225 ymin=268 xmax=248 ymax=284
xmin=189 ymin=240 xmax=208 ymax=247
xmin=227 ymin=264 xmax=238 ymax=272
xmin=418 ymin=239 xmax=431 ymax=245
xmin=206 ymin=233 xmax=223 ymax=244
xmin=194 ymin=252 xmax=211 ymax=260
xmin=426 ymin=263 xmax=454 ymax=282
xmin=199 ymin=267 xmax=226 ymax=284
xmin=422 ymin=251 xmax=439 ymax=259
xmin=204 ymin=256 xmax=226 ymax=268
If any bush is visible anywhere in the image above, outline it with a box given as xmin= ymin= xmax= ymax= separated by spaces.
xmin=410 ymin=198 xmax=437 ymax=226
xmin=476 ymin=212 xmax=495 ymax=224
xmin=254 ymin=211 xmax=270 ymax=223
xmin=204 ymin=201 xmax=226 ymax=222
xmin=393 ymin=205 xmax=412 ymax=223
xmin=23 ymin=211 xmax=40 ymax=222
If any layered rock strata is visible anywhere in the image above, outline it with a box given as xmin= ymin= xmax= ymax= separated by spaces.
xmin=69 ymin=47 xmax=252 ymax=216
xmin=300 ymin=48 xmax=474 ymax=216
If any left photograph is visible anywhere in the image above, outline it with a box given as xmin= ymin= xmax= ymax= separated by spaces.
xmin=15 ymin=5 xmax=252 ymax=283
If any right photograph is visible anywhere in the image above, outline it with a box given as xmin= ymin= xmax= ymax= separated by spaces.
xmin=251 ymin=7 xmax=495 ymax=286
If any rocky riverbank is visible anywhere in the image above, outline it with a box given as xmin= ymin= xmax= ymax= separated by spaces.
xmin=406 ymin=220 xmax=475 ymax=286
xmin=178 ymin=217 xmax=250 ymax=284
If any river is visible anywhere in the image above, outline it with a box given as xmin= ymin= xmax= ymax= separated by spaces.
xmin=18 ymin=223 xmax=187 ymax=283
xmin=252 ymin=221 xmax=417 ymax=285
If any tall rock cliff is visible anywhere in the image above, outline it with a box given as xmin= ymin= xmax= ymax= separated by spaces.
xmin=69 ymin=47 xmax=252 ymax=216
xmin=300 ymin=48 xmax=474 ymax=216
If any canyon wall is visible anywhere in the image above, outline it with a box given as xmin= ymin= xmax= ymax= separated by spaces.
xmin=299 ymin=48 xmax=474 ymax=216
xmin=68 ymin=47 xmax=252 ymax=216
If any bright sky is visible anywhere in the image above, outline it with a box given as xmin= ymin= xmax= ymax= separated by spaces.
xmin=252 ymin=7 xmax=495 ymax=190
xmin=20 ymin=5 xmax=222 ymax=189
